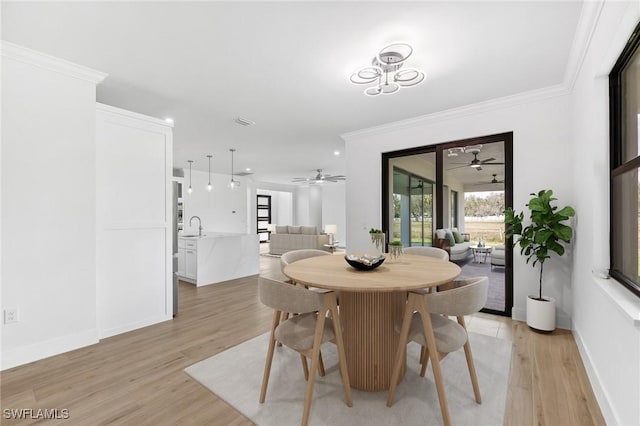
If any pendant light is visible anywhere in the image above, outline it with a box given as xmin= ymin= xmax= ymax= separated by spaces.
xmin=187 ymin=160 xmax=194 ymax=194
xmin=206 ymin=154 xmax=213 ymax=192
xmin=228 ymin=148 xmax=240 ymax=189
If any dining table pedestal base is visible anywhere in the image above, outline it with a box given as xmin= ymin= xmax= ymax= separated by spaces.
xmin=339 ymin=291 xmax=407 ymax=391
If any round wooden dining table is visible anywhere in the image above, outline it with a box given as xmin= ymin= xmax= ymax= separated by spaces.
xmin=283 ymin=253 xmax=461 ymax=391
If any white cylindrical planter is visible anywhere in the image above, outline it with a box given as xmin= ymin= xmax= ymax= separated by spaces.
xmin=526 ymin=296 xmax=556 ymax=331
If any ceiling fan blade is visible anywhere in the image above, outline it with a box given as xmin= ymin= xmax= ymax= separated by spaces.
xmin=291 ymin=178 xmax=309 ymax=182
xmin=446 ymin=164 xmax=470 ymax=170
xmin=479 ymin=157 xmax=496 ymax=164
xmin=481 ymin=162 xmax=505 ymax=165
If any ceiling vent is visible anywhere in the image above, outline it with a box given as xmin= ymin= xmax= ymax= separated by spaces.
xmin=234 ymin=117 xmax=255 ymax=127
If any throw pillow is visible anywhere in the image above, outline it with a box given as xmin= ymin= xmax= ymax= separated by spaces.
xmin=445 ymin=232 xmax=456 ymax=247
xmin=435 ymin=229 xmax=446 ymax=239
xmin=452 ymin=230 xmax=464 ymax=244
xmin=288 ymin=226 xmax=302 ymax=234
xmin=300 ymin=226 xmax=317 ymax=235
xmin=275 ymin=225 xmax=288 ymax=234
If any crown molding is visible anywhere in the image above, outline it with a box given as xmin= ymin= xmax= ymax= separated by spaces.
xmin=562 ymin=0 xmax=605 ymax=92
xmin=341 ymin=84 xmax=570 ymax=141
xmin=1 ymin=40 xmax=107 ymax=84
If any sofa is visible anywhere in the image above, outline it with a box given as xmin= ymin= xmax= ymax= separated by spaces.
xmin=491 ymin=245 xmax=506 ymax=269
xmin=269 ymin=225 xmax=330 ymax=255
xmin=434 ymin=228 xmax=472 ymax=262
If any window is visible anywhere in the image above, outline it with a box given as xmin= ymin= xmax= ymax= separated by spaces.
xmin=609 ymin=21 xmax=640 ymax=297
xmin=391 ymin=166 xmax=435 ymax=247
xmin=450 ymin=190 xmax=458 ymax=228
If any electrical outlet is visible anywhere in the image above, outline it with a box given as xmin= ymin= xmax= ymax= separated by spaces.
xmin=4 ymin=308 xmax=19 ymax=324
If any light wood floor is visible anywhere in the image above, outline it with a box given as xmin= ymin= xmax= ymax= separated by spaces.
xmin=1 ymin=255 xmax=605 ymax=425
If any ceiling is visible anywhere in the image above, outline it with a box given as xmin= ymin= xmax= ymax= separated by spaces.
xmin=2 ymin=1 xmax=582 ymax=185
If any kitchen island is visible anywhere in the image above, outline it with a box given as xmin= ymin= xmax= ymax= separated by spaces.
xmin=177 ymin=232 xmax=259 ymax=286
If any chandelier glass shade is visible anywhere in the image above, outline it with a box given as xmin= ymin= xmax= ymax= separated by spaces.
xmin=206 ymin=154 xmax=213 ymax=192
xmin=349 ymin=43 xmax=425 ymax=96
xmin=187 ymin=160 xmax=193 ymax=194
xmin=228 ymin=148 xmax=240 ymax=189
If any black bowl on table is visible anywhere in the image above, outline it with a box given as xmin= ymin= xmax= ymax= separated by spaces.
xmin=344 ymin=254 xmax=385 ymax=271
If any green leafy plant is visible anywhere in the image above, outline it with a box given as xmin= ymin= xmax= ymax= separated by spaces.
xmin=389 ymin=240 xmax=403 ymax=246
xmin=369 ymin=228 xmax=384 ymax=250
xmin=504 ymin=189 xmax=575 ymax=301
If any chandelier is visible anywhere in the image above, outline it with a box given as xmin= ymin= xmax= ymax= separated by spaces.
xmin=349 ymin=43 xmax=425 ymax=96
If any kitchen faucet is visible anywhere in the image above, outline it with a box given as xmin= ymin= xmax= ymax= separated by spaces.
xmin=189 ymin=216 xmax=203 ymax=237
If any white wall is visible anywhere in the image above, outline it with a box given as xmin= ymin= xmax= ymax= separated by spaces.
xmin=308 ymin=185 xmax=323 ymax=230
xmin=182 ymin=170 xmax=250 ymax=234
xmin=294 ymin=186 xmax=310 ymax=226
xmin=321 ymin=182 xmax=346 ymax=244
xmin=1 ymin=43 xmax=106 ymax=369
xmin=569 ymin=2 xmax=640 ymax=424
xmin=343 ymin=89 xmax=574 ymax=328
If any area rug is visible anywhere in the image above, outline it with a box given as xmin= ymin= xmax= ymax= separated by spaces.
xmin=185 ymin=332 xmax=512 ymax=425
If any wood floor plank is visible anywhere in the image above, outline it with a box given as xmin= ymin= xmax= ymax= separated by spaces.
xmin=0 ymin=256 xmax=605 ymax=425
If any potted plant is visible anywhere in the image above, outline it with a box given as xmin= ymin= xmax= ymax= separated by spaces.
xmin=369 ymin=228 xmax=385 ymax=251
xmin=388 ymin=240 xmax=403 ymax=260
xmin=504 ymin=189 xmax=575 ymax=331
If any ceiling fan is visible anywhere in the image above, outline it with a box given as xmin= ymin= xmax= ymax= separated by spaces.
xmin=448 ymin=150 xmax=504 ymax=171
xmin=470 ymin=174 xmax=505 ymax=185
xmin=292 ymin=169 xmax=346 ymax=184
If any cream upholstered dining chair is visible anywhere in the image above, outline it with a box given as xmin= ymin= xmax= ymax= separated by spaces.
xmin=280 ymin=249 xmax=330 ymax=274
xmin=278 ymin=249 xmax=332 ymax=350
xmin=403 ymin=246 xmax=450 ymax=261
xmin=403 ymin=246 xmax=450 ymax=294
xmin=258 ymin=276 xmax=352 ymax=426
xmin=386 ymin=277 xmax=489 ymax=426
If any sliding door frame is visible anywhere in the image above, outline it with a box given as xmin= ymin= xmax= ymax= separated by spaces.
xmin=381 ymin=132 xmax=513 ymax=317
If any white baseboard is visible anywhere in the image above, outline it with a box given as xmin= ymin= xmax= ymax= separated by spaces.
xmin=1 ymin=328 xmax=99 ymax=371
xmin=573 ymin=327 xmax=617 ymax=424
xmin=99 ymin=314 xmax=172 ymax=339
xmin=511 ymin=306 xmax=571 ymax=330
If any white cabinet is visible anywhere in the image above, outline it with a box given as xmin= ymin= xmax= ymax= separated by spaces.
xmin=96 ymin=102 xmax=173 ymax=339
xmin=185 ymin=248 xmax=197 ymax=280
xmin=177 ymin=238 xmax=186 ymax=277
xmin=178 ymin=237 xmax=197 ymax=281
xmin=176 ymin=233 xmax=259 ymax=286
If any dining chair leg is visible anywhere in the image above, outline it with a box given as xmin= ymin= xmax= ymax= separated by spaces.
xmin=300 ymin=354 xmax=309 ymax=381
xmin=386 ymin=294 xmax=415 ymax=407
xmin=302 ymin=301 xmax=329 ymax=426
xmin=416 ymin=299 xmax=451 ymax=426
xmin=259 ymin=310 xmax=281 ymax=403
xmin=318 ymin=351 xmax=326 ymax=377
xmin=420 ymin=346 xmax=430 ymax=377
xmin=277 ymin=311 xmax=289 ymax=347
xmin=458 ymin=316 xmax=482 ymax=404
xmin=328 ymin=294 xmax=353 ymax=407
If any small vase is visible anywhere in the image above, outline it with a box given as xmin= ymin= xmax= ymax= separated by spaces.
xmin=370 ymin=233 xmax=385 ymax=250
xmin=389 ymin=245 xmax=403 ymax=261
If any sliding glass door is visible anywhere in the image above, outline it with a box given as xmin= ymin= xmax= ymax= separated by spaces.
xmin=392 ymin=170 xmax=434 ymax=246
xmin=382 ymin=133 xmax=513 ymax=317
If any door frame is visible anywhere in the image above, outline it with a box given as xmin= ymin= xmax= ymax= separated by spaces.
xmin=381 ymin=132 xmax=513 ymax=317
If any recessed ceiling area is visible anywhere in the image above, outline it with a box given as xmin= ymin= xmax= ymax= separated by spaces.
xmin=1 ymin=1 xmax=582 ymax=184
